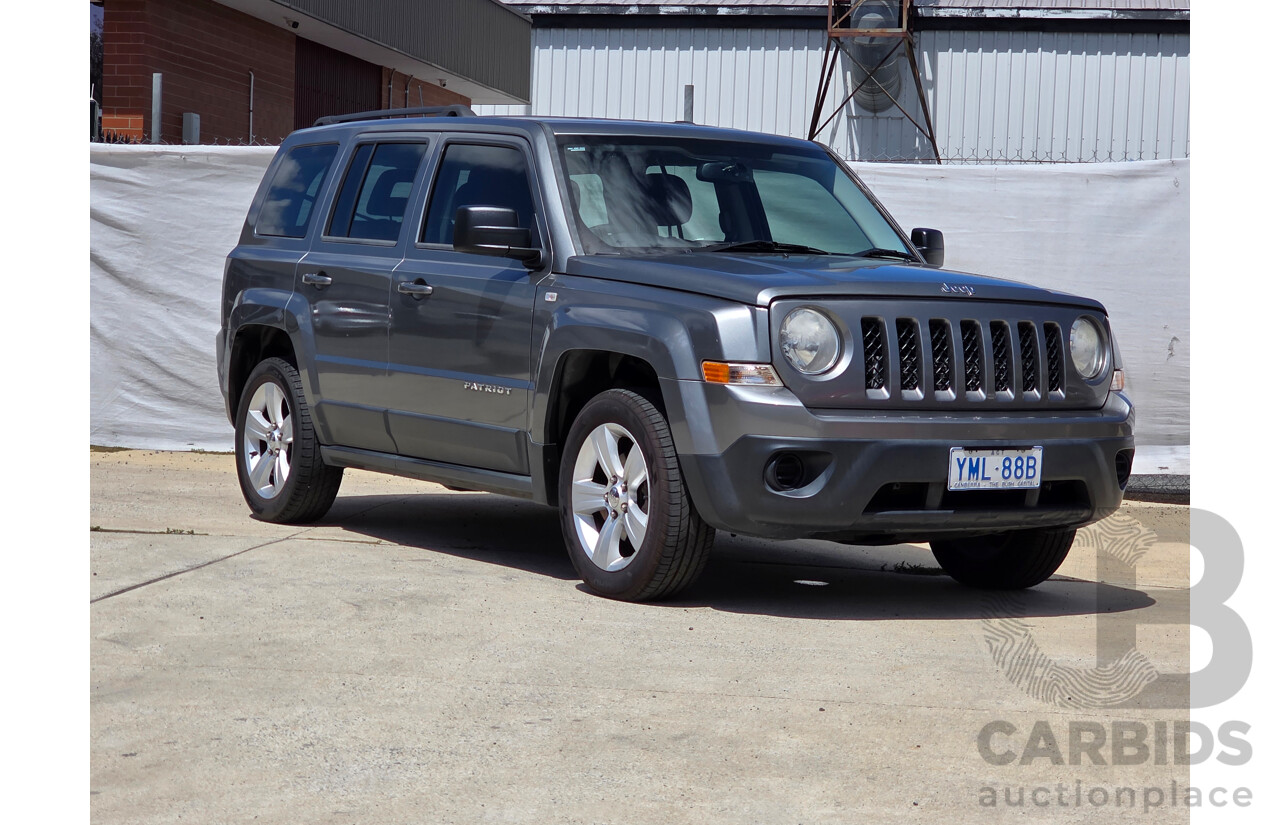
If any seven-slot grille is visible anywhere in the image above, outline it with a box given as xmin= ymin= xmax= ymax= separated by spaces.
xmin=990 ymin=322 xmax=1013 ymax=392
xmin=1018 ymin=321 xmax=1039 ymax=394
xmin=896 ymin=319 xmax=921 ymax=392
xmin=1044 ymin=323 xmax=1064 ymax=393
xmin=861 ymin=315 xmax=1067 ymax=402
xmin=862 ymin=318 xmax=887 ymax=390
xmin=961 ymin=320 xmax=983 ymax=392
xmin=929 ymin=319 xmax=952 ymax=392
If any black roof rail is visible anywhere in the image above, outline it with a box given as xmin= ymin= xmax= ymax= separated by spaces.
xmin=313 ymin=105 xmax=477 ymax=127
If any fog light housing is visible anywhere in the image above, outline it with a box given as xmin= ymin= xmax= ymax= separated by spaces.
xmin=1115 ymin=449 xmax=1134 ymax=489
xmin=766 ymin=453 xmax=806 ymax=491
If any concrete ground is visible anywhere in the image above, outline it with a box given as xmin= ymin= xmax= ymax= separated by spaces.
xmin=91 ymin=450 xmax=1191 ymax=824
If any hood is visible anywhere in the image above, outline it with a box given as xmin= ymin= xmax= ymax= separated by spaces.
xmin=564 ymin=252 xmax=1104 ymax=310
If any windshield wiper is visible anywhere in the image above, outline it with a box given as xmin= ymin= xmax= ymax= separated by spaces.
xmin=700 ymin=240 xmax=830 ymax=255
xmin=856 ymin=247 xmax=918 ymax=261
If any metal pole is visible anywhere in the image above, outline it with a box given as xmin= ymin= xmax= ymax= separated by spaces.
xmin=248 ymin=71 xmax=255 ymax=144
xmin=151 ymin=72 xmax=162 ymax=144
xmin=808 ymin=39 xmax=838 ymax=140
xmin=682 ymin=85 xmax=694 ymax=123
xmin=811 ymin=40 xmax=902 ymax=139
xmin=904 ymin=34 xmax=943 ymax=164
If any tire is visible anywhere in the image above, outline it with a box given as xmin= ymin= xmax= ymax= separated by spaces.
xmin=930 ymin=527 xmax=1076 ymax=589
xmin=558 ymin=389 xmax=714 ymax=601
xmin=234 ymin=357 xmax=343 ymax=524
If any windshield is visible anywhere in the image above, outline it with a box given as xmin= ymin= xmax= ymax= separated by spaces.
xmin=555 ymin=135 xmax=913 ymax=257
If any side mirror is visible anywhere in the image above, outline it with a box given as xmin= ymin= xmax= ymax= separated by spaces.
xmin=911 ymin=227 xmax=945 ymax=267
xmin=454 ymin=206 xmax=543 ymax=267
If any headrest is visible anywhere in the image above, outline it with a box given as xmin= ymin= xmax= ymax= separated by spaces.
xmin=644 ymin=172 xmax=693 ymax=227
xmin=366 ymin=168 xmax=415 ymax=217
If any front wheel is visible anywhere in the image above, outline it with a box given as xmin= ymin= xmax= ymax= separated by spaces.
xmin=930 ymin=527 xmax=1076 ymax=589
xmin=234 ymin=357 xmax=343 ymax=523
xmin=558 ymin=389 xmax=714 ymax=601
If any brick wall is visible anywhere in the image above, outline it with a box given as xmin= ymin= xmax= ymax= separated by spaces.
xmin=101 ymin=0 xmax=148 ymax=140
xmin=381 ymin=70 xmax=471 ymax=111
xmin=103 ymin=0 xmax=294 ymax=143
xmin=102 ymin=0 xmax=474 ymax=144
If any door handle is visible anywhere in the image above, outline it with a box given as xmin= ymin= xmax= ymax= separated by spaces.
xmin=301 ymin=271 xmax=332 ymax=287
xmin=397 ymin=279 xmax=434 ymax=298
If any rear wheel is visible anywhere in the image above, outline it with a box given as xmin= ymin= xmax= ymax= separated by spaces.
xmin=558 ymin=389 xmax=713 ymax=601
xmin=235 ymin=357 xmax=342 ymax=523
xmin=930 ymin=527 xmax=1076 ymax=589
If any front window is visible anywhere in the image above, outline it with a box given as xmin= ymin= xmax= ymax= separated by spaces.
xmin=421 ymin=143 xmax=536 ymax=246
xmin=556 ymin=135 xmax=911 ymax=257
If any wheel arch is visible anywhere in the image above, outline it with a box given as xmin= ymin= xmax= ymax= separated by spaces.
xmin=532 ymin=308 xmax=708 ymax=445
xmin=533 ymin=320 xmax=686 ymax=507
xmin=225 ymin=289 xmax=315 ymax=423
xmin=228 ymin=324 xmax=298 ymax=420
xmin=544 ymin=349 xmax=665 ymax=451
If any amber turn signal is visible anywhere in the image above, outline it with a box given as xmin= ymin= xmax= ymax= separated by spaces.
xmin=701 ymin=362 xmax=782 ymax=386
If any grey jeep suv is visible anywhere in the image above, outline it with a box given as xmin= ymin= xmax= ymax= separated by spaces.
xmin=217 ymin=106 xmax=1135 ymax=601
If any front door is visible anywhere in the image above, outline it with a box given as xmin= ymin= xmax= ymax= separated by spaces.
xmin=385 ymin=139 xmax=544 ymax=473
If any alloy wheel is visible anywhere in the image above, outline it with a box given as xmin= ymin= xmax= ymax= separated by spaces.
xmin=568 ymin=422 xmax=650 ymax=572
xmin=241 ymin=380 xmax=294 ymax=499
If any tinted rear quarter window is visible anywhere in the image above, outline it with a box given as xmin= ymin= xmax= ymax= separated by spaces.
xmin=256 ymin=143 xmax=339 ymax=238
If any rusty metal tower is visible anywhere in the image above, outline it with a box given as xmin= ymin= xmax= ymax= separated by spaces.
xmin=808 ymin=0 xmax=941 ymax=163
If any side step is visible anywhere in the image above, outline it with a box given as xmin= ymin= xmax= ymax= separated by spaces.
xmin=321 ymin=446 xmax=534 ymax=500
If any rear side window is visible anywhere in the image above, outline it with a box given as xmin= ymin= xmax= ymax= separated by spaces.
xmin=421 ymin=144 xmax=535 ymax=246
xmin=256 ymin=143 xmax=339 ymax=238
xmin=327 ymin=142 xmax=429 ymax=242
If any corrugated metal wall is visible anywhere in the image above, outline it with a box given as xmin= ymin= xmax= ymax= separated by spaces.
xmin=476 ymin=26 xmax=1189 ymax=163
xmin=294 ymin=37 xmax=382 ymax=131
xmin=911 ymin=29 xmax=1189 ymax=162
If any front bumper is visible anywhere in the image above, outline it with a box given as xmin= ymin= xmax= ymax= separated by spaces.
xmin=663 ymin=379 xmax=1135 ymax=543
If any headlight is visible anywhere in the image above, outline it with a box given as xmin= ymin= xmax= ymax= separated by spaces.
xmin=780 ymin=308 xmax=841 ymax=375
xmin=1069 ymin=317 xmax=1106 ymax=379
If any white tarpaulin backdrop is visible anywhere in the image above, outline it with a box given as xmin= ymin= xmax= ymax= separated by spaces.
xmin=90 ymin=146 xmax=1188 ymax=474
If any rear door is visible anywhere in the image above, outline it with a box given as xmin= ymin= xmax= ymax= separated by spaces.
xmin=298 ymin=137 xmax=431 ymax=453
xmin=384 ymin=137 xmax=546 ymax=473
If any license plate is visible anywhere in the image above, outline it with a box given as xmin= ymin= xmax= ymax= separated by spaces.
xmin=947 ymin=447 xmax=1043 ymax=491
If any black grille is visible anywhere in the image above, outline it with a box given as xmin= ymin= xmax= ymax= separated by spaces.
xmin=1018 ymin=321 xmax=1039 ymax=394
xmin=990 ymin=322 xmax=1012 ymax=392
xmin=862 ymin=318 xmax=887 ymax=390
xmin=834 ymin=307 xmax=1082 ymax=407
xmin=896 ymin=319 xmax=921 ymax=391
xmin=929 ymin=319 xmax=952 ymax=392
xmin=1045 ymin=324 xmax=1064 ymax=392
xmin=961 ymin=320 xmax=982 ymax=392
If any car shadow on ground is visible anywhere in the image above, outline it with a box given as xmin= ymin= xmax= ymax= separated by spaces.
xmin=318 ymin=492 xmax=1155 ymax=622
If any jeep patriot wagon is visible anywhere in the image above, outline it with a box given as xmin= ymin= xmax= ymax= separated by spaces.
xmin=217 ymin=106 xmax=1135 ymax=601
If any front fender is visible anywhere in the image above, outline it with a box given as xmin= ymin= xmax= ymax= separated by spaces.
xmin=530 ymin=280 xmax=769 ymax=446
